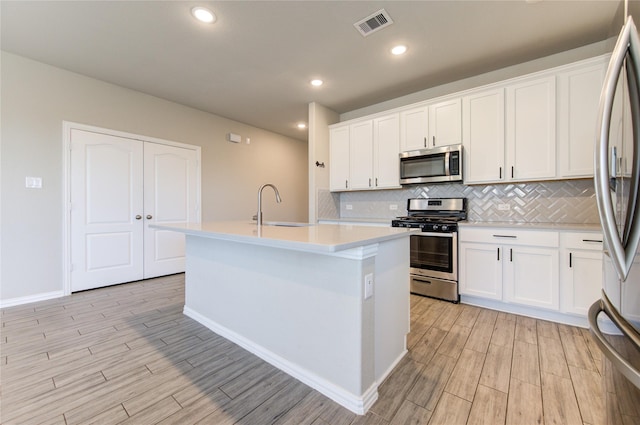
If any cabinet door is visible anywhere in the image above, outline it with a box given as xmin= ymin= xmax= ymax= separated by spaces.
xmin=400 ymin=106 xmax=428 ymax=151
xmin=557 ymin=62 xmax=606 ymax=177
xmin=506 ymin=76 xmax=556 ymax=181
xmin=349 ymin=120 xmax=374 ymax=189
xmin=329 ymin=125 xmax=350 ymax=191
xmin=459 ymin=242 xmax=503 ymax=300
xmin=428 ymin=98 xmax=462 ymax=148
xmin=462 ymin=88 xmax=505 ymax=183
xmin=561 ymin=249 xmax=603 ymax=315
xmin=143 ymin=143 xmax=198 ymax=279
xmin=505 ymin=246 xmax=559 ymax=310
xmin=374 ymin=114 xmax=401 ymax=189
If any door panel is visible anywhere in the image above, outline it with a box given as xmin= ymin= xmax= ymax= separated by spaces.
xmin=70 ymin=129 xmax=144 ymax=291
xmin=143 ymin=143 xmax=198 ymax=278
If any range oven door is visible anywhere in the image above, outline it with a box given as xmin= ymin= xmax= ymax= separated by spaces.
xmin=410 ymin=232 xmax=457 ymax=281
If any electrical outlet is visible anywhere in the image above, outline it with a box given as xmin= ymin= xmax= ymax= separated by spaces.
xmin=389 ymin=204 xmax=398 ymax=210
xmin=364 ymin=273 xmax=374 ymax=299
xmin=345 ymin=204 xmax=353 ymax=210
xmin=498 ymin=203 xmax=511 ymax=211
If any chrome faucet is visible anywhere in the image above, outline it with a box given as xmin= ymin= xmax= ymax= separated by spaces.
xmin=257 ymin=184 xmax=282 ymax=225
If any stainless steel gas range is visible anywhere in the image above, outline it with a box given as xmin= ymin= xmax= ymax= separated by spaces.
xmin=391 ymin=198 xmax=467 ymax=303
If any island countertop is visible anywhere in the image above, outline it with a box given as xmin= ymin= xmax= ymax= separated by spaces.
xmin=151 ymin=221 xmax=419 ymax=253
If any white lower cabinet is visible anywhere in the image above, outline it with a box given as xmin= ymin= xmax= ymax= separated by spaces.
xmin=460 ymin=226 xmax=606 ymax=323
xmin=504 ymin=245 xmax=559 ymax=310
xmin=459 ymin=227 xmax=560 ymax=311
xmin=560 ymin=232 xmax=603 ymax=316
xmin=459 ymin=242 xmax=503 ymax=300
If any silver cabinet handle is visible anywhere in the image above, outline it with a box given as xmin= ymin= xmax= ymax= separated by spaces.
xmin=432 ymin=136 xmax=435 ymax=147
xmin=492 ymin=234 xmax=516 ymax=238
xmin=589 ymin=292 xmax=640 ymax=389
xmin=582 ymin=239 xmax=603 ymax=243
xmin=135 ymin=215 xmax=142 ymax=220
xmin=146 ymin=215 xmax=153 ymax=219
xmin=369 ymin=178 xmax=372 ymax=187
xmin=423 ymin=137 xmax=427 ymax=147
xmin=595 ymin=16 xmax=640 ymax=281
xmin=375 ymin=177 xmax=378 ymax=187
xmin=345 ymin=180 xmax=348 ymax=189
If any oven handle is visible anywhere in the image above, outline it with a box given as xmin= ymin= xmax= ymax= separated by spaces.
xmin=414 ymin=232 xmax=454 ymax=238
xmin=413 ymin=278 xmax=433 ymax=284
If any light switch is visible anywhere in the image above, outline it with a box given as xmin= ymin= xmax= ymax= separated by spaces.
xmin=364 ymin=273 xmax=374 ymax=299
xmin=25 ymin=177 xmax=42 ymax=189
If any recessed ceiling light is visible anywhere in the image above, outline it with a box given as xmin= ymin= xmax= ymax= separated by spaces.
xmin=297 ymin=123 xmax=307 ymax=129
xmin=310 ymin=79 xmax=323 ymax=87
xmin=391 ymin=45 xmax=407 ymax=55
xmin=191 ymin=7 xmax=216 ymax=23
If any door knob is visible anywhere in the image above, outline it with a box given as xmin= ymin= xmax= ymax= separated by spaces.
xmin=146 ymin=215 xmax=153 ymax=219
xmin=135 ymin=215 xmax=142 ymax=220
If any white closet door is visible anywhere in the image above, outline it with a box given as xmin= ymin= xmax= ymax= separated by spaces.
xmin=70 ymin=129 xmax=144 ymax=291
xmin=143 ymin=143 xmax=198 ymax=278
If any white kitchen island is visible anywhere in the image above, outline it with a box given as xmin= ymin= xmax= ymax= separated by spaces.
xmin=151 ymin=221 xmax=417 ymax=414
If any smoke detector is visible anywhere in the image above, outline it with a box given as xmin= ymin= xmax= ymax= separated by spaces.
xmin=354 ymin=9 xmax=394 ymax=37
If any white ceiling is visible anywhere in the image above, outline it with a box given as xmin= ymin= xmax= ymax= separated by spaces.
xmin=0 ymin=1 xmax=626 ymax=141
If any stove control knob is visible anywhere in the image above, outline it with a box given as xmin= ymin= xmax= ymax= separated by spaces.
xmin=441 ymin=225 xmax=449 ymax=232
xmin=432 ymin=224 xmax=440 ymax=231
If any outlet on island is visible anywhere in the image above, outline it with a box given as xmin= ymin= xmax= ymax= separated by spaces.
xmin=345 ymin=204 xmax=353 ymax=210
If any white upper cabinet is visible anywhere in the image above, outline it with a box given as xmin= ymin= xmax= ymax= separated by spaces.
xmin=349 ymin=120 xmax=374 ymax=190
xmin=373 ymin=113 xmax=401 ymax=189
xmin=329 ymin=114 xmax=400 ymax=192
xmin=400 ymin=106 xmax=428 ymax=151
xmin=506 ymin=75 xmax=557 ymax=181
xmin=329 ymin=125 xmax=350 ymax=191
xmin=331 ymin=54 xmax=611 ymax=188
xmin=557 ymin=58 xmax=607 ymax=178
xmin=428 ymin=98 xmax=462 ymax=148
xmin=462 ymin=88 xmax=505 ymax=184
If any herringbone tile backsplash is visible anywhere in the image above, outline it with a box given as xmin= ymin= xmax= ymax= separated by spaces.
xmin=319 ymin=179 xmax=600 ymax=224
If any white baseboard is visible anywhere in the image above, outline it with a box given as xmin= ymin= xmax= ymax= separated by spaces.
xmin=0 ymin=291 xmax=65 ymax=309
xmin=184 ymin=306 xmax=377 ymax=415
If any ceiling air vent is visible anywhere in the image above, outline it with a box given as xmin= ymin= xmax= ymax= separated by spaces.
xmin=354 ymin=9 xmax=394 ymax=37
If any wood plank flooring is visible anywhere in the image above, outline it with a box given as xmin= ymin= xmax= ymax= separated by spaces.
xmin=0 ymin=274 xmax=608 ymax=424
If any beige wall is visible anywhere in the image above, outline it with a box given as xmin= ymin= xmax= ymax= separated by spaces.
xmin=0 ymin=51 xmax=308 ymax=303
xmin=341 ymin=40 xmax=614 ymax=122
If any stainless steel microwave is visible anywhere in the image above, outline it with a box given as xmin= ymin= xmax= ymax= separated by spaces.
xmin=399 ymin=144 xmax=463 ymax=185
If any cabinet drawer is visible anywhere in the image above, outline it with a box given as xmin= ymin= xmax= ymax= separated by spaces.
xmin=560 ymin=232 xmax=603 ymax=250
xmin=459 ymin=227 xmax=559 ymax=247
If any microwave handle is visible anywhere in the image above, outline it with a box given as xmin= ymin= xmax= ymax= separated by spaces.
xmin=444 ymin=151 xmax=450 ymax=176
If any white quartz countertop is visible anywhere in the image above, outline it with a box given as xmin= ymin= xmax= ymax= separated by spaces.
xmin=459 ymin=221 xmax=602 ymax=232
xmin=152 ymin=221 xmax=419 ymax=253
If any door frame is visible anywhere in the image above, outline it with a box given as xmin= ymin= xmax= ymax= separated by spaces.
xmin=62 ymin=121 xmax=201 ymax=295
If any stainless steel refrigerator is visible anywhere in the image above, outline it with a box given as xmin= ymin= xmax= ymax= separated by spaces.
xmin=590 ymin=10 xmax=640 ymax=424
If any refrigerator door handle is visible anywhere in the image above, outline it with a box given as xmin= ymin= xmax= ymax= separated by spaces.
xmin=589 ymin=292 xmax=640 ymax=389
xmin=595 ymin=16 xmax=640 ymax=281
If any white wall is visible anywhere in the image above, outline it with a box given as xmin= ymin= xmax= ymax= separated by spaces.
xmin=308 ymin=102 xmax=339 ymax=222
xmin=0 ymin=51 xmax=308 ymax=303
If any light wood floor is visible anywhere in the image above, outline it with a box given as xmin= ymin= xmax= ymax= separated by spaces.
xmin=0 ymin=274 xmax=608 ymax=424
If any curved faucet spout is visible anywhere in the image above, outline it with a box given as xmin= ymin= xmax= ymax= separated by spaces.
xmin=257 ymin=184 xmax=282 ymax=226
